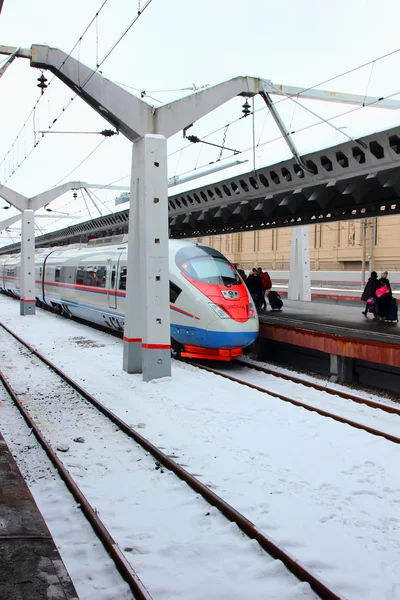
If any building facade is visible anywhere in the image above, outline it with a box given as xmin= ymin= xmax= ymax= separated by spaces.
xmin=196 ymin=214 xmax=400 ymax=272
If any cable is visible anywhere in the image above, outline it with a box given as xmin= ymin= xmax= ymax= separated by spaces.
xmin=266 ymin=80 xmax=364 ymax=147
xmin=0 ymin=0 xmax=111 ymax=179
xmin=0 ymin=0 xmax=152 ymax=188
xmin=168 ymin=86 xmax=400 ymax=181
xmin=167 ymin=46 xmax=400 ymax=162
xmin=52 ymin=137 xmax=107 ymax=187
xmin=96 ymin=0 xmax=153 ymax=68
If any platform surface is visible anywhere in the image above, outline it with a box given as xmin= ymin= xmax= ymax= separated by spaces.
xmin=259 ymin=299 xmax=400 ymax=346
xmin=0 ymin=432 xmax=78 ymax=600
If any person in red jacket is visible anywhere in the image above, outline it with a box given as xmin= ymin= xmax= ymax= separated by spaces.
xmin=257 ymin=267 xmax=272 ymax=310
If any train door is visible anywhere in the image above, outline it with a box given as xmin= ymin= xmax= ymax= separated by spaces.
xmin=108 ymin=248 xmax=125 ymax=309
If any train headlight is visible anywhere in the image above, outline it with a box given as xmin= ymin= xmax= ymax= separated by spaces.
xmin=208 ymin=302 xmax=230 ymax=319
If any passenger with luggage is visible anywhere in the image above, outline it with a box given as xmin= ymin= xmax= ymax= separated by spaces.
xmin=376 ymin=271 xmax=398 ymax=322
xmin=361 ymin=271 xmax=379 ymax=318
xmin=246 ymin=268 xmax=263 ymax=311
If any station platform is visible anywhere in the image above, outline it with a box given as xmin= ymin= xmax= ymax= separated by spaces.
xmin=0 ymin=431 xmax=78 ymax=600
xmin=258 ymin=299 xmax=400 ymax=389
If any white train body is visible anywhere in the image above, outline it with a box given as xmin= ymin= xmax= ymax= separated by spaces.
xmin=0 ymin=237 xmax=259 ymax=360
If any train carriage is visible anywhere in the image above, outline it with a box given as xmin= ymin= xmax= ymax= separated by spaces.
xmin=0 ymin=237 xmax=259 ymax=360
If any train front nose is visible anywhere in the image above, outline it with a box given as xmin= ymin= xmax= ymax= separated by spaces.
xmin=179 ymin=316 xmax=259 ymax=361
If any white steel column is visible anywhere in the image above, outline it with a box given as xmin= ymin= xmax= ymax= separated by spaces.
xmin=139 ymin=135 xmax=171 ymax=380
xmin=123 ymin=144 xmax=143 ymax=373
xmin=288 ymin=225 xmax=311 ymax=301
xmin=20 ymin=209 xmax=36 ymax=315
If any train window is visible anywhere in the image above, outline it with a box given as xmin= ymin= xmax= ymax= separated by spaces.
xmin=119 ymin=267 xmax=127 ymax=290
xmin=76 ymin=267 xmax=85 ymax=285
xmin=170 ymin=281 xmax=182 ymax=303
xmin=55 ymin=267 xmax=61 ymax=282
xmin=80 ymin=266 xmax=107 ymax=287
xmin=96 ymin=266 xmax=107 ymax=288
xmin=175 ymin=245 xmax=240 ymax=287
xmin=84 ymin=266 xmax=96 ymax=286
xmin=111 ymin=267 xmax=116 ymax=289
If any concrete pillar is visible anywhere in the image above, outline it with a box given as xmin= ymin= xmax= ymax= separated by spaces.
xmin=330 ymin=354 xmax=353 ymax=384
xmin=20 ymin=209 xmax=36 ymax=316
xmin=139 ymin=135 xmax=171 ymax=382
xmin=123 ymin=145 xmax=143 ymax=374
xmin=123 ymin=135 xmax=171 ymax=381
xmin=288 ymin=225 xmax=311 ymax=301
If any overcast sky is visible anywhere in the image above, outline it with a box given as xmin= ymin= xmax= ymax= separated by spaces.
xmin=1 ymin=0 xmax=400 ymax=245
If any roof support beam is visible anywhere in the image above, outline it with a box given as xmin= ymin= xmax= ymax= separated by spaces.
xmin=260 ymin=81 xmax=316 ymax=174
xmin=262 ymin=81 xmax=400 ymax=110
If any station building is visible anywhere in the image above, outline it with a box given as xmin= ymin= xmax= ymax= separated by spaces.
xmin=197 ymin=214 xmax=400 ymax=273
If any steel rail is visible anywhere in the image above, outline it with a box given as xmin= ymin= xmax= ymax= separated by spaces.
xmin=236 ymin=359 xmax=400 ymax=415
xmin=179 ymin=359 xmax=400 ymax=445
xmin=0 ymin=321 xmax=344 ymax=600
xmin=0 ymin=371 xmax=152 ymax=600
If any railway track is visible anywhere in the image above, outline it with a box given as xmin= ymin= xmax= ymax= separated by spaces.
xmin=0 ymin=321 xmax=342 ymax=600
xmin=181 ymin=357 xmax=400 ymax=445
xmin=237 ymin=358 xmax=400 ymax=414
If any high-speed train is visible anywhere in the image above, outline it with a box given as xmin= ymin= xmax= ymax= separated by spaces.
xmin=0 ymin=236 xmax=259 ymax=360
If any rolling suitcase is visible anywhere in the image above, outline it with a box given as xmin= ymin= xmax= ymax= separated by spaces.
xmin=386 ymin=297 xmax=398 ymax=322
xmin=268 ymin=290 xmax=283 ymax=310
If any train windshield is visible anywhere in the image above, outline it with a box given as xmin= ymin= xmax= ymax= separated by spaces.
xmin=176 ymin=245 xmax=240 ymax=287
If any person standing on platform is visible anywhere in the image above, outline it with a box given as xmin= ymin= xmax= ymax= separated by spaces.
xmin=361 ymin=271 xmax=379 ymax=317
xmin=376 ymin=271 xmax=392 ymax=321
xmin=257 ymin=267 xmax=272 ymax=310
xmin=246 ymin=268 xmax=263 ymax=311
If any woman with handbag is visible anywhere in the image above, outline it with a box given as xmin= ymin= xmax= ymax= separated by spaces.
xmin=376 ymin=271 xmax=392 ymax=321
xmin=361 ymin=271 xmax=379 ymax=317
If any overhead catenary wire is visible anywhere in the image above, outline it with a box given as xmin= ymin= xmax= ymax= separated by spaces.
xmin=52 ymin=137 xmax=107 ymax=188
xmin=265 ymin=80 xmax=367 ymax=148
xmin=167 ymin=46 xmax=400 ymax=162
xmin=0 ymin=0 xmax=153 ymax=189
xmin=0 ymin=0 xmax=111 ymax=180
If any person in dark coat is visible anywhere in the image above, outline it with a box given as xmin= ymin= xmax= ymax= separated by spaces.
xmin=258 ymin=267 xmax=272 ymax=310
xmin=246 ymin=268 xmax=263 ymax=310
xmin=361 ymin=271 xmax=379 ymax=317
xmin=376 ymin=271 xmax=392 ymax=321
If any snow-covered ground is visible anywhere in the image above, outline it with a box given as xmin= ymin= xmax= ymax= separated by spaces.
xmin=211 ymin=361 xmax=400 ymax=439
xmin=1 ymin=294 xmax=400 ymax=600
xmin=1 ymin=326 xmax=316 ymax=600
